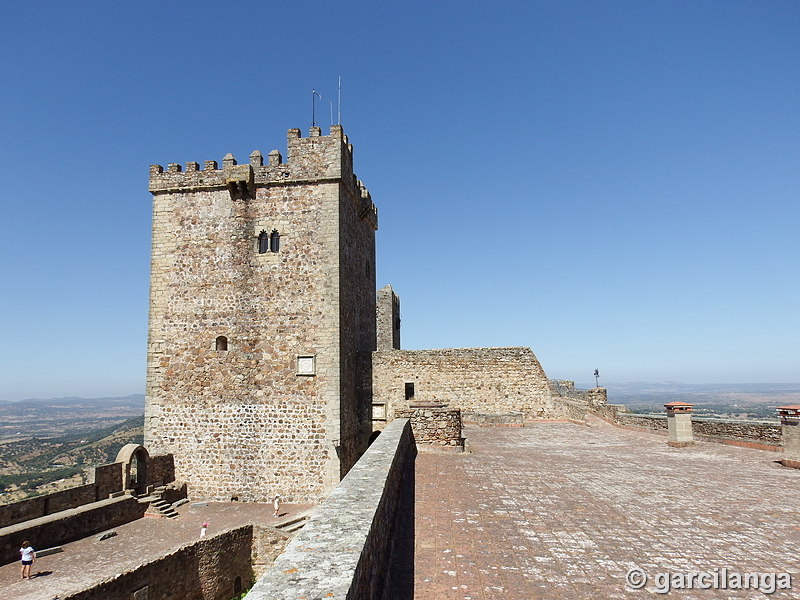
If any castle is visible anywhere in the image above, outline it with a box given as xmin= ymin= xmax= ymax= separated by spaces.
xmin=145 ymin=125 xmax=557 ymax=503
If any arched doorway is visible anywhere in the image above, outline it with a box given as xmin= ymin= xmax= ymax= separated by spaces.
xmin=115 ymin=444 xmax=150 ymax=495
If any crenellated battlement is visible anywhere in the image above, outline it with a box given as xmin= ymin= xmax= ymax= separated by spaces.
xmin=145 ymin=122 xmax=379 ymax=503
xmin=149 ymin=125 xmax=358 ymax=195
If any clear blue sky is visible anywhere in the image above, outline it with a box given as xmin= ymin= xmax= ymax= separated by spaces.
xmin=1 ymin=1 xmax=797 ymax=401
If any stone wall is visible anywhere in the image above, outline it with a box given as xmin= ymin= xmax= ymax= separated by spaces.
xmin=693 ymin=419 xmax=781 ymax=447
xmin=372 ymin=347 xmax=553 ymax=425
xmin=549 ymin=397 xmax=589 ymax=423
xmin=0 ymin=496 xmax=147 ymax=566
xmin=147 ymin=454 xmax=176 ymax=486
xmin=63 ymin=525 xmax=254 ymax=600
xmin=0 ymin=462 xmax=126 ymax=529
xmin=462 ymin=412 xmax=524 ymax=426
xmin=549 ymin=380 xmax=607 ymax=406
xmin=587 ymin=387 xmax=607 ymax=405
xmin=251 ymin=524 xmax=291 ymax=578
xmin=94 ymin=462 xmax=123 ymax=500
xmin=549 ymin=380 xmax=583 ymax=400
xmin=592 ymin=404 xmax=781 ymax=448
xmin=394 ymin=406 xmax=463 ymax=450
xmin=145 ymin=125 xmax=377 ymax=503
xmin=246 ymin=418 xmax=416 ymax=600
xmin=0 ymin=485 xmax=94 ymax=529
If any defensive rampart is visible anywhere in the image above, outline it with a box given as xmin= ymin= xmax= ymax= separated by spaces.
xmin=0 ymin=462 xmax=123 ymax=529
xmin=0 ymin=495 xmax=147 ymax=566
xmin=394 ymin=405 xmax=463 ymax=451
xmin=372 ymin=347 xmax=552 ymax=423
xmin=246 ymin=418 xmax=416 ymax=600
xmin=62 ymin=525 xmax=259 ymax=600
xmin=592 ymin=404 xmax=781 ymax=450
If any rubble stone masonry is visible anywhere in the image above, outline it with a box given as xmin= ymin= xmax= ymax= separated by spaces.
xmin=393 ymin=406 xmax=463 ymax=449
xmin=145 ymin=126 xmax=377 ymax=503
xmin=372 ymin=347 xmax=553 ymax=424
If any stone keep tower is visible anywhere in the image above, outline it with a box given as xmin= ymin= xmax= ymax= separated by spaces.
xmin=145 ymin=125 xmax=378 ymax=503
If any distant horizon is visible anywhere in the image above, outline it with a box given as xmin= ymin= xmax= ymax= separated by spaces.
xmin=5 ymin=380 xmax=800 ymax=404
xmin=1 ymin=2 xmax=797 ymax=401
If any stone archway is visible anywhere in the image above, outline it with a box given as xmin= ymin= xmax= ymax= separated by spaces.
xmin=115 ymin=444 xmax=150 ymax=495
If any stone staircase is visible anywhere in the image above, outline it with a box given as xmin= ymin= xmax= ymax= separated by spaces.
xmin=138 ymin=486 xmax=180 ymax=519
xmin=273 ymin=509 xmax=313 ymax=534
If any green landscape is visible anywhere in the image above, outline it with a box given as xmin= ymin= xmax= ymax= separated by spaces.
xmin=0 ymin=395 xmax=144 ymax=504
xmin=0 ymin=384 xmax=796 ymax=504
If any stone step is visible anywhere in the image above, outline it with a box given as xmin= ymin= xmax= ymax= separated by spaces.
xmin=274 ymin=508 xmax=314 ymax=533
xmin=144 ymin=498 xmax=179 ymax=519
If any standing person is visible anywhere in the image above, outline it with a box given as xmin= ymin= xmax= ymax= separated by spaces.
xmin=19 ymin=541 xmax=35 ymax=579
xmin=200 ymin=523 xmax=208 ymax=538
xmin=273 ymin=494 xmax=280 ymax=518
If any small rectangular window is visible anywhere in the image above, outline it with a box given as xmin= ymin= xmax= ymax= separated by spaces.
xmin=404 ymin=382 xmax=415 ymax=401
xmin=372 ymin=403 xmax=387 ymax=420
xmin=297 ymin=355 xmax=315 ymax=375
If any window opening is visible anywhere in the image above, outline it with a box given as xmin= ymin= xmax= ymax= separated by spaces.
xmin=258 ymin=230 xmax=269 ymax=254
xmin=404 ymin=382 xmax=415 ymax=401
xmin=215 ymin=336 xmax=228 ymax=351
xmin=270 ymin=229 xmax=280 ymax=252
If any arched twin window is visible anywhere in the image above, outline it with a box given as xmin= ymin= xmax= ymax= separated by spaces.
xmin=258 ymin=230 xmax=280 ymax=254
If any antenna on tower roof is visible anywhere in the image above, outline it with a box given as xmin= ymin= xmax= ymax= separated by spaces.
xmin=311 ymin=89 xmax=322 ymax=127
xmin=337 ymin=76 xmax=341 ymax=125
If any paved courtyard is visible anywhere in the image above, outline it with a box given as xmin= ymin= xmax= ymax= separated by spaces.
xmin=415 ymin=417 xmax=800 ymax=600
xmin=0 ymin=501 xmax=311 ymax=600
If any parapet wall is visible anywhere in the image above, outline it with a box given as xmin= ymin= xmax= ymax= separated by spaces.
xmin=246 ymin=418 xmax=416 ymax=600
xmin=0 ymin=462 xmax=123 ymax=529
xmin=63 ymin=525 xmax=255 ymax=600
xmin=549 ymin=397 xmax=590 ymax=423
xmin=549 ymin=380 xmax=607 ymax=405
xmin=593 ymin=404 xmax=781 ymax=449
xmin=394 ymin=406 xmax=463 ymax=450
xmin=373 ymin=347 xmax=553 ymax=424
xmin=0 ymin=452 xmax=176 ymax=530
xmin=0 ymin=495 xmax=147 ymax=566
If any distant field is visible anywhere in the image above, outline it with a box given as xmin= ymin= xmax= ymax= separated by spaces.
xmin=0 ymin=394 xmax=144 ymax=441
xmin=0 ymin=395 xmax=144 ymax=504
xmin=583 ymin=382 xmax=800 ymax=420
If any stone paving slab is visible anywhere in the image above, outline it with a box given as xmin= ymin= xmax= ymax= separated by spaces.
xmin=415 ymin=417 xmax=800 ymax=599
xmin=0 ymin=501 xmax=311 ymax=600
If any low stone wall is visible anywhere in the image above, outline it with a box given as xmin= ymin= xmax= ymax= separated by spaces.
xmin=0 ymin=452 xmax=175 ymax=531
xmin=0 ymin=461 xmax=128 ymax=529
xmin=592 ymin=405 xmax=781 ymax=448
xmin=0 ymin=495 xmax=147 ymax=566
xmin=587 ymin=388 xmax=607 ymax=405
xmin=693 ymin=419 xmax=781 ymax=449
xmin=63 ymin=525 xmax=254 ymax=600
xmin=394 ymin=406 xmax=463 ymax=450
xmin=549 ymin=379 xmax=581 ymax=399
xmin=247 ymin=418 xmax=416 ymax=600
xmin=462 ymin=412 xmax=524 ymax=427
xmin=148 ymin=454 xmax=176 ymax=485
xmin=617 ymin=413 xmax=668 ymax=431
xmin=251 ymin=525 xmax=291 ymax=578
xmin=549 ymin=397 xmax=589 ymax=423
xmin=0 ymin=484 xmax=93 ymax=529
xmin=94 ymin=462 xmax=123 ymax=499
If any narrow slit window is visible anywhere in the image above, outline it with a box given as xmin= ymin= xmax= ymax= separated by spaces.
xmin=404 ymin=382 xmax=415 ymax=401
xmin=258 ymin=230 xmax=269 ymax=254
xmin=215 ymin=336 xmax=228 ymax=351
xmin=270 ymin=229 xmax=280 ymax=252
